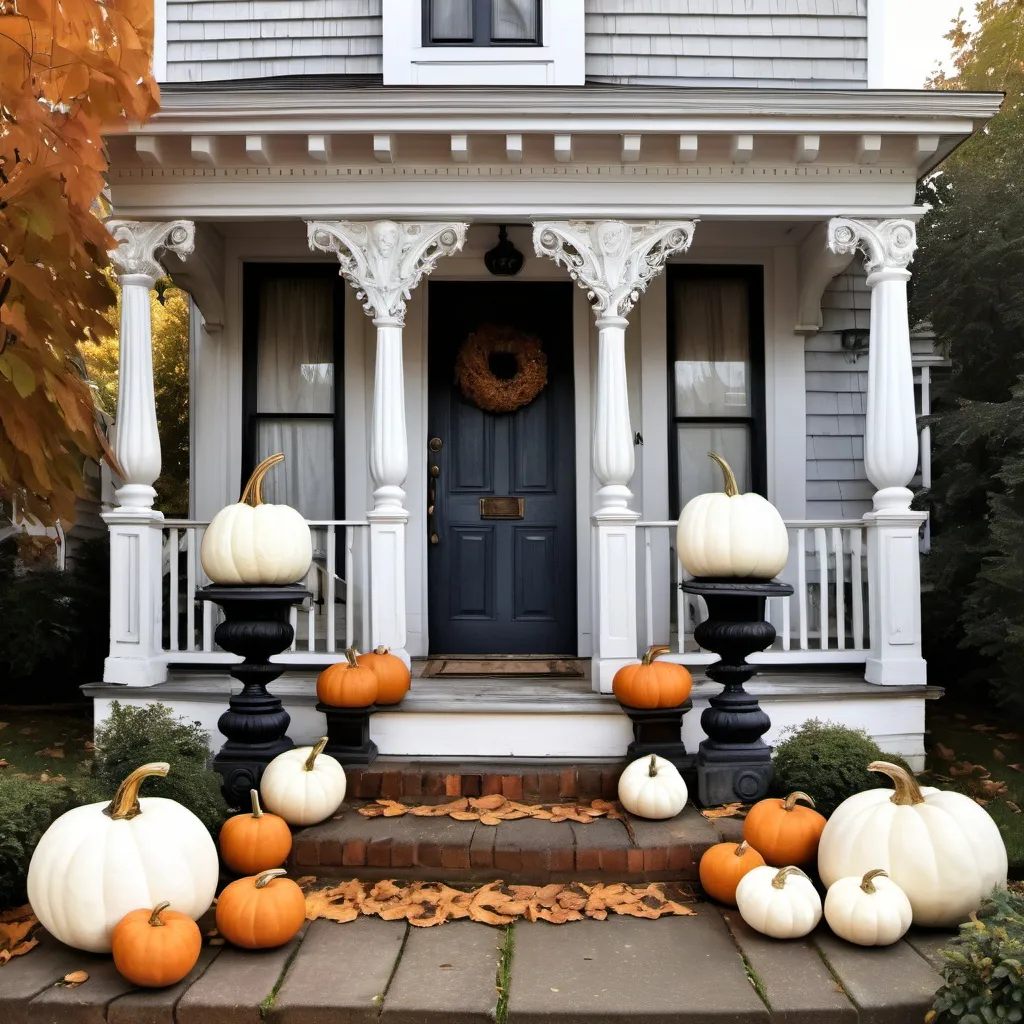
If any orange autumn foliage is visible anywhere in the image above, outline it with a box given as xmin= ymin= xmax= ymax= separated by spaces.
xmin=0 ymin=0 xmax=159 ymax=523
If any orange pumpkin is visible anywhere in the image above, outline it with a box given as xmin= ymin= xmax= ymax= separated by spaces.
xmin=219 ymin=789 xmax=293 ymax=876
xmin=111 ymin=902 xmax=202 ymax=988
xmin=215 ymin=868 xmax=306 ymax=950
xmin=743 ymin=791 xmax=826 ymax=868
xmin=356 ymin=646 xmax=411 ymax=705
xmin=698 ymin=841 xmax=766 ymax=906
xmin=612 ymin=646 xmax=692 ymax=709
xmin=316 ymin=647 xmax=378 ymax=707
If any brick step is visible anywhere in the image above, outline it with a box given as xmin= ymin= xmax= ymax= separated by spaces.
xmin=290 ymin=802 xmax=720 ymax=885
xmin=345 ymin=758 xmax=627 ymax=804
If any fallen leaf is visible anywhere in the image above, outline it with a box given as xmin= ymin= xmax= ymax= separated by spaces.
xmin=35 ymin=748 xmax=65 ymax=759
xmin=479 ymin=814 xmax=502 ymax=826
xmin=935 ymin=743 xmax=956 ymax=761
xmin=18 ymin=728 xmax=35 ymax=736
xmin=62 ymin=971 xmax=89 ymax=987
xmin=0 ymin=722 xmax=7 ymax=730
xmin=449 ymin=811 xmax=481 ymax=822
xmin=980 ymin=780 xmax=1008 ymax=798
xmin=208 ymin=937 xmax=226 ymax=946
xmin=358 ymin=805 xmax=387 ymax=818
xmin=998 ymin=733 xmax=1020 ymax=741
xmin=971 ymin=724 xmax=998 ymax=733
xmin=469 ymin=795 xmax=507 ymax=811
xmin=1007 ymin=801 xmax=1022 ymax=814
xmin=701 ymin=802 xmax=746 ymax=819
xmin=994 ymin=749 xmax=1006 ymax=763
xmin=950 ymin=761 xmax=991 ymax=778
xmin=83 ymin=741 xmax=94 ymax=750
xmin=1008 ymin=764 xmax=1023 ymax=773
xmin=0 ymin=760 xmax=8 ymax=769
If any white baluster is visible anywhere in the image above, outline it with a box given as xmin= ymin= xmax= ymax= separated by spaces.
xmin=833 ymin=527 xmax=846 ymax=650
xmin=851 ymin=527 xmax=865 ymax=650
xmin=797 ymin=528 xmax=808 ymax=650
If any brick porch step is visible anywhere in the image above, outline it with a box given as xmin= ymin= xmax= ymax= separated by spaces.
xmin=290 ymin=802 xmax=720 ymax=884
xmin=345 ymin=758 xmax=626 ymax=804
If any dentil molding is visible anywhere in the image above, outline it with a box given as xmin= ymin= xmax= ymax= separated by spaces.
xmin=827 ymin=217 xmax=917 ymax=275
xmin=306 ymin=220 xmax=468 ymax=324
xmin=106 ymin=220 xmax=196 ymax=280
xmin=533 ymin=220 xmax=697 ymax=319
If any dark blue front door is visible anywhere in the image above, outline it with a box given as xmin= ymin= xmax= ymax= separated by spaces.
xmin=427 ymin=282 xmax=577 ymax=655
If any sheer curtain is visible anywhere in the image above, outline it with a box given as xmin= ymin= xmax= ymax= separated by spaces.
xmin=432 ymin=0 xmax=473 ymax=39
xmin=673 ymin=278 xmax=752 ymax=509
xmin=492 ymin=0 xmax=537 ymax=40
xmin=256 ymin=277 xmax=335 ymax=520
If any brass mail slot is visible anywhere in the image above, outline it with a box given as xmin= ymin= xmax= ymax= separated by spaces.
xmin=480 ymin=497 xmax=525 ymax=520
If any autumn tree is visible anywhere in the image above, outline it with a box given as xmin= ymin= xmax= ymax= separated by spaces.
xmin=0 ymin=0 xmax=159 ymax=524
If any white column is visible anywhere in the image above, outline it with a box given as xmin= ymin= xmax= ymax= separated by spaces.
xmin=828 ymin=218 xmax=927 ymax=685
xmin=102 ymin=220 xmax=195 ymax=686
xmin=308 ymin=221 xmax=467 ymax=662
xmin=534 ymin=220 xmax=696 ymax=691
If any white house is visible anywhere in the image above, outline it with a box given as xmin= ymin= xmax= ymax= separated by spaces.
xmin=88 ymin=0 xmax=1002 ymax=768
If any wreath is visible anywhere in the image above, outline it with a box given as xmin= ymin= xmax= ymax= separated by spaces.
xmin=454 ymin=325 xmax=548 ymax=414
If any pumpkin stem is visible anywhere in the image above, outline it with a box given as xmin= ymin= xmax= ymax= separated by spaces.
xmin=708 ymin=452 xmax=740 ymax=497
xmin=771 ymin=866 xmax=808 ymax=890
xmin=255 ymin=868 xmax=288 ymax=889
xmin=240 ymin=453 xmax=285 ymax=507
xmin=868 ymin=761 xmax=926 ymax=806
xmin=304 ymin=737 xmax=328 ymax=772
xmin=640 ymin=645 xmax=671 ymax=666
xmin=373 ymin=646 xmax=390 ymax=655
xmin=860 ymin=869 xmax=889 ymax=894
xmin=782 ymin=791 xmax=815 ymax=812
xmin=148 ymin=902 xmax=171 ymax=927
xmin=648 ymin=754 xmax=659 ymax=778
xmin=734 ymin=841 xmax=751 ymax=858
xmin=250 ymin=788 xmax=264 ymax=818
xmin=105 ymin=762 xmax=170 ymax=821
xmin=344 ymin=646 xmax=360 ymax=668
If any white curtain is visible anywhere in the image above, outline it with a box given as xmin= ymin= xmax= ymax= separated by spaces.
xmin=432 ymin=0 xmax=473 ymax=38
xmin=256 ymin=278 xmax=335 ymax=520
xmin=493 ymin=0 xmax=536 ymax=40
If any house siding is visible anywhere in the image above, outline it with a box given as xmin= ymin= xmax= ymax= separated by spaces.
xmin=585 ymin=0 xmax=868 ymax=89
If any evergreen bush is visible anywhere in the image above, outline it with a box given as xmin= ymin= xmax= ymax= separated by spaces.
xmin=930 ymin=889 xmax=1024 ymax=1024
xmin=771 ymin=719 xmax=913 ymax=817
xmin=89 ymin=702 xmax=229 ymax=831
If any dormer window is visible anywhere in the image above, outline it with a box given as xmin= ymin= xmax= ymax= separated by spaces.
xmin=424 ymin=0 xmax=542 ymax=46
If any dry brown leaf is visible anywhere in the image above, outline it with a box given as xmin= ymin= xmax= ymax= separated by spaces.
xmin=295 ymin=876 xmax=317 ymax=888
xmin=379 ymin=800 xmax=411 ymax=818
xmin=62 ymin=971 xmax=89 ymax=987
xmin=950 ymin=762 xmax=991 ymax=778
xmin=994 ymin=748 xmax=1007 ymax=763
xmin=208 ymin=937 xmax=226 ymax=946
xmin=935 ymin=742 xmax=956 ymax=761
xmin=0 ymin=722 xmax=7 ymax=730
xmin=441 ymin=798 xmax=470 ymax=813
xmin=1007 ymin=801 xmax=1023 ymax=814
xmin=493 ymin=809 xmax=532 ymax=821
xmin=0 ymin=905 xmax=40 ymax=963
xmin=358 ymin=804 xmax=387 ymax=818
xmin=971 ymin=724 xmax=998 ymax=733
xmin=980 ymin=780 xmax=1009 ymax=798
xmin=998 ymin=733 xmax=1020 ymax=741
xmin=537 ymin=906 xmax=585 ymax=924
xmin=700 ymin=802 xmax=746 ymax=819
xmin=530 ymin=808 xmax=554 ymax=820
xmin=35 ymin=748 xmax=65 ymax=759
xmin=479 ymin=814 xmax=502 ymax=826
xmin=0 ymin=760 xmax=8 ymax=770
xmin=449 ymin=811 xmax=481 ymax=822
xmin=18 ymin=728 xmax=35 ymax=736
xmin=410 ymin=805 xmax=452 ymax=817
xmin=1009 ymin=764 xmax=1023 ymax=773
xmin=470 ymin=795 xmax=507 ymax=811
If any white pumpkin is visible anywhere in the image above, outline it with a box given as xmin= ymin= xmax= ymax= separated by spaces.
xmin=617 ymin=754 xmax=688 ymax=820
xmin=201 ymin=453 xmax=313 ymax=585
xmin=823 ymin=869 xmax=912 ymax=947
xmin=818 ymin=761 xmax=1008 ymax=928
xmin=26 ymin=763 xmax=218 ymax=954
xmin=676 ymin=453 xmax=789 ymax=579
xmin=736 ymin=865 xmax=822 ymax=940
xmin=260 ymin=737 xmax=347 ymax=826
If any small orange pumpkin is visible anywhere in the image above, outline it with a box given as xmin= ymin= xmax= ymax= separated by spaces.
xmin=356 ymin=646 xmax=411 ymax=705
xmin=612 ymin=646 xmax=692 ymax=709
xmin=111 ymin=902 xmax=202 ymax=988
xmin=219 ymin=788 xmax=293 ymax=876
xmin=698 ymin=841 xmax=766 ymax=906
xmin=215 ymin=868 xmax=306 ymax=950
xmin=316 ymin=647 xmax=378 ymax=707
xmin=743 ymin=791 xmax=826 ymax=868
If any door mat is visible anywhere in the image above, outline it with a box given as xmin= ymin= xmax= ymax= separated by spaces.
xmin=422 ymin=658 xmax=585 ymax=678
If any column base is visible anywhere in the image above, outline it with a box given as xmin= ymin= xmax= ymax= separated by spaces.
xmin=697 ymin=741 xmax=773 ymax=806
xmin=102 ymin=656 xmax=168 ymax=687
xmin=318 ymin=703 xmax=379 ymax=768
xmin=865 ymin=656 xmax=927 ymax=686
xmin=591 ymin=656 xmax=636 ymax=694
xmin=214 ymin=738 xmax=295 ymax=809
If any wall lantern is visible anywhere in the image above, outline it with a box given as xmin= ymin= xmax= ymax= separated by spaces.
xmin=484 ymin=225 xmax=525 ymax=277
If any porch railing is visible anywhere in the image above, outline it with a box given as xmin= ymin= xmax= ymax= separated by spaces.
xmin=636 ymin=519 xmax=870 ymax=666
xmin=160 ymin=520 xmax=370 ymax=664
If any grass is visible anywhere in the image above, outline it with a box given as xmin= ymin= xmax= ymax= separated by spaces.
xmin=495 ymin=924 xmax=515 ymax=1024
xmin=0 ymin=707 xmax=94 ymax=781
xmin=922 ymin=698 xmax=1024 ymax=878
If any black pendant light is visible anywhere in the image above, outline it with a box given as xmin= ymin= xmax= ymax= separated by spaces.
xmin=484 ymin=225 xmax=525 ymax=277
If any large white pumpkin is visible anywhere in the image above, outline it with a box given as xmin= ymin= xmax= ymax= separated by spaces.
xmin=823 ymin=869 xmax=912 ymax=947
xmin=260 ymin=737 xmax=347 ymax=826
xmin=201 ymin=453 xmax=312 ymax=585
xmin=676 ymin=453 xmax=789 ymax=579
xmin=818 ymin=762 xmax=1008 ymax=928
xmin=27 ymin=763 xmax=218 ymax=953
xmin=736 ymin=865 xmax=822 ymax=940
xmin=617 ymin=754 xmax=688 ymax=820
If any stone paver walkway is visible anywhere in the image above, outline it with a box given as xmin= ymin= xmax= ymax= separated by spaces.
xmin=1 ymin=903 xmax=950 ymax=1024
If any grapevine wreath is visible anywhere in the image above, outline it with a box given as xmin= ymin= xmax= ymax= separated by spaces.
xmin=454 ymin=324 xmax=548 ymax=413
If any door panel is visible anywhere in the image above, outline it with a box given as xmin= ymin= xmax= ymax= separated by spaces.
xmin=427 ymin=281 xmax=577 ymax=654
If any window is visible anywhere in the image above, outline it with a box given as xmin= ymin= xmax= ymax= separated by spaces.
xmin=242 ymin=265 xmax=345 ymax=521
xmin=424 ymin=0 xmax=541 ymax=46
xmin=669 ymin=266 xmax=766 ymax=516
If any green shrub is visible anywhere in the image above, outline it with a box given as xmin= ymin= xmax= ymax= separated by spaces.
xmin=0 ymin=775 xmax=80 ymax=909
xmin=771 ymin=719 xmax=914 ymax=817
xmin=89 ymin=702 xmax=229 ymax=833
xmin=930 ymin=889 xmax=1024 ymax=1024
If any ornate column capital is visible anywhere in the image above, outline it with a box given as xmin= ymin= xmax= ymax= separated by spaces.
xmin=533 ymin=220 xmax=696 ymax=320
xmin=306 ymin=220 xmax=468 ymax=324
xmin=827 ymin=218 xmax=917 ymax=276
xmin=106 ymin=220 xmax=196 ymax=281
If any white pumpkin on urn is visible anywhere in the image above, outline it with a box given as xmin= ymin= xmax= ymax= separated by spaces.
xmin=823 ymin=869 xmax=912 ymax=947
xmin=260 ymin=737 xmax=347 ymax=826
xmin=617 ymin=754 xmax=688 ymax=820
xmin=676 ymin=453 xmax=789 ymax=580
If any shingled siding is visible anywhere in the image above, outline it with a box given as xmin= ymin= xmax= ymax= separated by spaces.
xmin=584 ymin=0 xmax=868 ymax=88
xmin=165 ymin=0 xmax=383 ymax=83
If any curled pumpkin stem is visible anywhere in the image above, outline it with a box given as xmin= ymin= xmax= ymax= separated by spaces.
xmin=771 ymin=866 xmax=809 ymax=890
xmin=734 ymin=841 xmax=751 ymax=858
xmin=641 ymin=645 xmax=671 ymax=666
xmin=648 ymin=754 xmax=659 ymax=778
xmin=304 ymin=737 xmax=328 ymax=772
xmin=105 ymin=762 xmax=170 ymax=821
xmin=782 ymin=791 xmax=815 ymax=812
xmin=148 ymin=902 xmax=171 ymax=927
xmin=344 ymin=647 xmax=360 ymax=668
xmin=254 ymin=868 xmax=288 ymax=889
xmin=708 ymin=452 xmax=739 ymax=497
xmin=250 ymin=788 xmax=264 ymax=818
xmin=239 ymin=453 xmax=285 ymax=507
xmin=373 ymin=645 xmax=390 ymax=655
xmin=860 ymin=869 xmax=889 ymax=894
xmin=868 ymin=761 xmax=925 ymax=806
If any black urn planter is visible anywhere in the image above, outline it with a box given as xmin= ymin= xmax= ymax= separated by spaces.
xmin=198 ymin=584 xmax=309 ymax=806
xmin=619 ymin=700 xmax=695 ymax=788
xmin=681 ymin=577 xmax=793 ymax=807
xmin=318 ymin=703 xmax=379 ymax=768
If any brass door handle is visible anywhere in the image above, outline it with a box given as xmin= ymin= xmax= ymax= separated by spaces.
xmin=428 ymin=462 xmax=439 ymax=544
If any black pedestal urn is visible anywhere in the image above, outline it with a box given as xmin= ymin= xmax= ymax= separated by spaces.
xmin=681 ymin=578 xmax=793 ymax=807
xmin=198 ymin=584 xmax=309 ymax=806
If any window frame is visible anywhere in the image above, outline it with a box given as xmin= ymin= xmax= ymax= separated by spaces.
xmin=241 ymin=262 xmax=346 ymax=521
xmin=422 ymin=0 xmax=543 ymax=47
xmin=666 ymin=264 xmax=768 ymax=518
